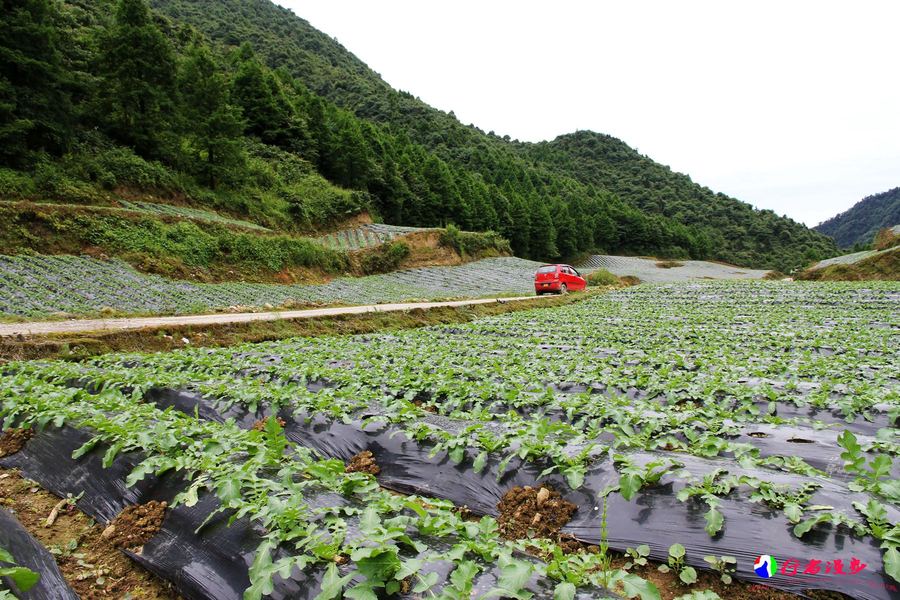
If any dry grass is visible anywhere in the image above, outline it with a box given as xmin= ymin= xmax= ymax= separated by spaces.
xmin=655 ymin=260 xmax=684 ymax=269
xmin=797 ymin=248 xmax=899 ymax=281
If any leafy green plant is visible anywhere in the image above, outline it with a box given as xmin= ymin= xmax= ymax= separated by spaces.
xmin=0 ymin=545 xmax=40 ymax=595
xmin=484 ymin=554 xmax=537 ymax=600
xmin=614 ymin=457 xmax=681 ymax=501
xmin=537 ymin=538 xmax=659 ymax=600
xmin=837 ymin=430 xmax=900 ymax=502
xmin=792 ymin=510 xmax=867 ymax=539
xmin=596 ymin=494 xmax=613 ymax=587
xmin=623 ymin=545 xmax=651 ymax=570
xmin=3 ymin=280 xmax=899 ymax=596
xmin=532 ymin=489 xmax=659 ymax=600
xmin=676 ymin=470 xmax=737 ymax=537
xmin=746 ymin=479 xmax=822 ymax=523
xmin=658 ymin=543 xmax=697 ymax=585
xmin=852 ymin=499 xmax=900 ymax=583
xmin=439 ymin=224 xmax=511 ymax=258
xmin=702 ymin=555 xmax=736 ymax=584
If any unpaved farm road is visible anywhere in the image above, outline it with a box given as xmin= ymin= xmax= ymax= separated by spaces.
xmin=0 ymin=296 xmax=541 ymax=337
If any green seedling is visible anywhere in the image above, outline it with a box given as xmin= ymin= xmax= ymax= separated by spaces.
xmin=624 ymin=545 xmax=651 ymax=570
xmin=658 ymin=543 xmax=697 ymax=585
xmin=838 ymin=430 xmax=900 ymax=502
xmin=614 ymin=456 xmax=682 ymax=501
xmin=702 ymin=555 xmax=736 ymax=584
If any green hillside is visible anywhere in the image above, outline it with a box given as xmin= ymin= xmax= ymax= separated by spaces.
xmin=526 ymin=132 xmax=836 ymax=268
xmin=814 ymin=187 xmax=900 ymax=248
xmin=1 ymin=0 xmax=837 ymax=272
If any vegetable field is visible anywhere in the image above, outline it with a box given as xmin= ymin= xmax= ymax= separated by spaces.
xmin=1 ymin=281 xmax=897 ymax=599
xmin=0 ymin=255 xmax=539 ymax=317
xmin=0 ymin=199 xmax=272 ymax=233
xmin=577 ymin=255 xmax=770 ymax=282
xmin=811 ymin=247 xmax=898 ymax=270
xmin=117 ymin=200 xmax=272 ymax=232
xmin=316 ymin=224 xmax=427 ymax=251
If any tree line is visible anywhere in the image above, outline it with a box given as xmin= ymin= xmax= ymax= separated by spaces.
xmin=1 ymin=0 xmax=834 ymax=268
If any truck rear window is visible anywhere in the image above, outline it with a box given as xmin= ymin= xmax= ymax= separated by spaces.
xmin=537 ymin=266 xmax=557 ymax=273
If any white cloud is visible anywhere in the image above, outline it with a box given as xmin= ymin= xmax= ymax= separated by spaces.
xmin=278 ymin=0 xmax=900 ymax=226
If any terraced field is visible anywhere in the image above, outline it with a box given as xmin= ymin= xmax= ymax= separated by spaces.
xmin=0 ymin=255 xmax=540 ymax=318
xmin=117 ymin=200 xmax=271 ymax=231
xmin=1 ymin=281 xmax=897 ymax=599
xmin=0 ymin=199 xmax=271 ymax=232
xmin=578 ymin=255 xmax=770 ymax=282
xmin=315 ymin=223 xmax=427 ymax=250
xmin=810 ymin=246 xmax=899 ymax=270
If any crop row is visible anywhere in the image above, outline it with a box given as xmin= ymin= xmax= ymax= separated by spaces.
xmin=0 ymin=372 xmax=632 ymax=600
xmin=8 ymin=281 xmax=899 ymax=598
xmin=117 ymin=199 xmax=271 ymax=231
xmin=0 ymin=255 xmax=540 ymax=317
xmin=315 ymin=223 xmax=427 ymax=251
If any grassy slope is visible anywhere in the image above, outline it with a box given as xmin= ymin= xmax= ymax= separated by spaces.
xmin=0 ymin=199 xmax=510 ymax=284
xmin=797 ymin=246 xmax=899 ymax=281
xmin=0 ymin=201 xmax=348 ymax=282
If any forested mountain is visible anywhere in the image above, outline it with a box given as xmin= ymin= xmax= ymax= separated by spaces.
xmin=1 ymin=0 xmax=837 ymax=271
xmin=814 ymin=187 xmax=900 ymax=249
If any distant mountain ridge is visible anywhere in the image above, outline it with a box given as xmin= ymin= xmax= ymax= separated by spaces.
xmin=815 ymin=187 xmax=900 ymax=248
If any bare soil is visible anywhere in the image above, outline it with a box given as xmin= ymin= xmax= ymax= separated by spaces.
xmin=497 ymin=485 xmax=577 ymax=542
xmin=313 ymin=210 xmax=374 ymax=235
xmin=396 ymin=231 xmax=464 ymax=268
xmin=411 ymin=397 xmax=438 ymax=413
xmin=0 ymin=427 xmax=33 ymax=458
xmin=345 ymin=450 xmax=380 ymax=475
xmin=0 ymin=468 xmax=179 ymax=599
xmin=102 ymin=501 xmax=167 ymax=551
xmin=251 ymin=416 xmax=286 ymax=431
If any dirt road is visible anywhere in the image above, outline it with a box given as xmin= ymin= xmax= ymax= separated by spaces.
xmin=0 ymin=296 xmax=541 ymax=337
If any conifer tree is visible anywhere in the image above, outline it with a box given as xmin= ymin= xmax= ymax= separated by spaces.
xmin=528 ymin=195 xmax=557 ymax=259
xmin=178 ymin=44 xmax=245 ymax=188
xmin=506 ymin=193 xmax=531 ymax=258
xmin=231 ymin=44 xmax=307 ymax=152
xmin=97 ymin=0 xmax=175 ymax=157
xmin=0 ymin=0 xmax=72 ymax=166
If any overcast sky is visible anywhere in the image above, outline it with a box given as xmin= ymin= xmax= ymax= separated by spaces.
xmin=279 ymin=0 xmax=899 ymax=227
